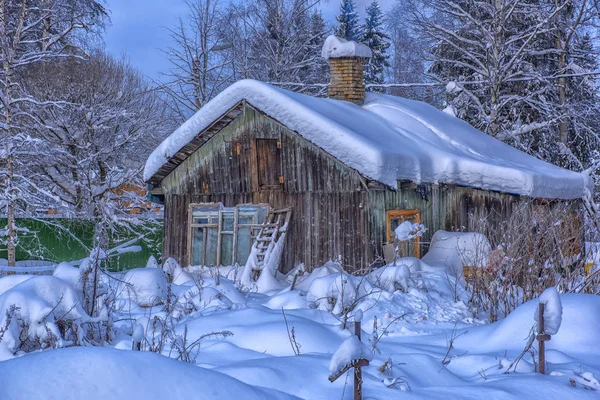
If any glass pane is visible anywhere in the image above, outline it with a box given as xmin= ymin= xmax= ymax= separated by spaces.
xmin=237 ymin=205 xmax=268 ymax=225
xmin=205 ymin=227 xmax=218 ymax=266
xmin=221 ymin=234 xmax=233 ymax=266
xmin=236 ymin=226 xmax=252 ymax=265
xmin=192 ymin=205 xmax=219 ymax=225
xmin=222 ymin=212 xmax=234 ymax=231
xmin=191 ymin=227 xmax=204 ymax=265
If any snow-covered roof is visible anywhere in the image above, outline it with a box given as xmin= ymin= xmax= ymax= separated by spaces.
xmin=144 ymin=79 xmax=591 ymax=200
xmin=321 ymin=35 xmax=372 ymax=59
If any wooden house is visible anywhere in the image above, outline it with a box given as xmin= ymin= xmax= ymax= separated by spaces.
xmin=144 ymin=36 xmax=590 ymax=273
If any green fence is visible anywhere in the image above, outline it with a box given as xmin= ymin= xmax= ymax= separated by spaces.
xmin=0 ymin=218 xmax=163 ymax=271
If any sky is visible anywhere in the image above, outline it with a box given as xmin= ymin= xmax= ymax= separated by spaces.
xmin=104 ymin=0 xmax=393 ymax=81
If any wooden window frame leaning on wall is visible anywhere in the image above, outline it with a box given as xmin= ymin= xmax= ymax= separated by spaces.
xmin=186 ymin=203 xmax=269 ymax=267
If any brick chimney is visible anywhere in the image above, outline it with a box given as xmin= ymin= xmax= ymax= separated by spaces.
xmin=321 ymin=35 xmax=372 ymax=104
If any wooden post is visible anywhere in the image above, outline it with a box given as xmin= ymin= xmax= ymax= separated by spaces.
xmin=354 ymin=320 xmax=362 ymax=400
xmin=537 ymin=303 xmax=551 ymax=374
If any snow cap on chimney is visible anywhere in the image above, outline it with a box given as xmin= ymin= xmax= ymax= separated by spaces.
xmin=321 ymin=35 xmax=372 ymax=104
xmin=321 ymin=35 xmax=372 ymax=59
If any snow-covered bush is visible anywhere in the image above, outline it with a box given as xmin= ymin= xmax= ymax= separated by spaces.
xmin=162 ymin=257 xmax=193 ymax=285
xmin=119 ymin=268 xmax=168 ymax=307
xmin=306 ymin=270 xmax=373 ymax=317
xmin=368 ymin=263 xmax=412 ymax=292
xmin=0 ymin=276 xmax=90 ymax=360
xmin=467 ymin=201 xmax=587 ymax=321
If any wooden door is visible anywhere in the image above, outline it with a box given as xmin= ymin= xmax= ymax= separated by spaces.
xmin=256 ymin=139 xmax=283 ymax=190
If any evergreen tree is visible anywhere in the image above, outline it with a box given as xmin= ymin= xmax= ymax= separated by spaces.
xmin=307 ymin=11 xmax=329 ymax=86
xmin=362 ymin=0 xmax=390 ymax=89
xmin=335 ymin=0 xmax=362 ymax=41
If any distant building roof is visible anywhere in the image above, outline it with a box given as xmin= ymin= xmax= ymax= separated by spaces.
xmin=145 ymin=79 xmax=591 ymax=200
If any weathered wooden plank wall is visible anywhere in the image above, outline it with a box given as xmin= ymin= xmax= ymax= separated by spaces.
xmin=369 ymin=184 xmax=520 ymax=255
xmin=161 ymin=104 xmax=371 ymax=271
xmin=159 ymin=102 xmax=584 ymax=272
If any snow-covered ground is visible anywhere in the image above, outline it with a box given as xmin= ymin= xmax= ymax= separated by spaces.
xmin=0 ymin=257 xmax=599 ymax=399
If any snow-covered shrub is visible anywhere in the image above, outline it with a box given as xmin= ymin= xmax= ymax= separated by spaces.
xmin=467 ymin=201 xmax=587 ymax=321
xmin=0 ymin=276 xmax=90 ymax=360
xmin=119 ymin=268 xmax=168 ymax=307
xmin=368 ymin=263 xmax=412 ymax=292
xmin=306 ymin=270 xmax=373 ymax=317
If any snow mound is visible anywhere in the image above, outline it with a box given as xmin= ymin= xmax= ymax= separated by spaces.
xmin=144 ymin=79 xmax=590 ymax=200
xmin=0 ymin=274 xmax=33 ymax=296
xmin=321 ymin=35 xmax=372 ymax=59
xmin=0 ymin=276 xmax=89 ymax=360
xmin=466 ymin=294 xmax=600 ymax=354
xmin=422 ymin=230 xmax=492 ymax=275
xmin=329 ymin=335 xmax=373 ymax=376
xmin=52 ymin=262 xmax=80 ymax=287
xmin=0 ymin=347 xmax=298 ymax=400
xmin=538 ymin=287 xmax=562 ymax=335
xmin=306 ymin=272 xmax=373 ymax=314
xmin=368 ymin=264 xmax=412 ymax=291
xmin=119 ymin=268 xmax=168 ymax=307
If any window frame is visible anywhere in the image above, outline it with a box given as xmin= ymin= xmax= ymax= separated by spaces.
xmin=187 ymin=202 xmax=270 ymax=266
xmin=386 ymin=209 xmax=422 ymax=258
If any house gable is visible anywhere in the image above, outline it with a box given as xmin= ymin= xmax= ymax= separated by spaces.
xmin=159 ymin=102 xmax=371 ymax=196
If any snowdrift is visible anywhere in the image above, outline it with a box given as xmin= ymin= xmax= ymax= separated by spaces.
xmin=0 ymin=347 xmax=298 ymax=400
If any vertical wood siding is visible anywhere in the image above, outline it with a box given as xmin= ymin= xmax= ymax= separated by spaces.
xmin=159 ymin=103 xmax=583 ymax=272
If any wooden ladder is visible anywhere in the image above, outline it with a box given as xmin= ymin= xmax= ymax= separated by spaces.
xmin=254 ymin=207 xmax=292 ymax=269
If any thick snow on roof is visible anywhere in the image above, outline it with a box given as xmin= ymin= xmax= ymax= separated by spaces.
xmin=321 ymin=35 xmax=372 ymax=59
xmin=144 ymin=79 xmax=591 ymax=199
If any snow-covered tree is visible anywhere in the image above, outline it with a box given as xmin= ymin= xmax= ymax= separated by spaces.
xmin=161 ymin=0 xmax=234 ymax=120
xmin=221 ymin=0 xmax=322 ymax=90
xmin=22 ymin=52 xmax=171 ymax=249
xmin=0 ymin=0 xmax=107 ymax=266
xmin=335 ymin=0 xmax=362 ymax=41
xmin=384 ymin=0 xmax=434 ymax=101
xmin=362 ymin=1 xmax=390 ymax=89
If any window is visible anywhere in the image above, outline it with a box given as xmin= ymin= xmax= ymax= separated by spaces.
xmin=256 ymin=139 xmax=283 ymax=189
xmin=188 ymin=203 xmax=268 ymax=266
xmin=386 ymin=210 xmax=421 ymax=258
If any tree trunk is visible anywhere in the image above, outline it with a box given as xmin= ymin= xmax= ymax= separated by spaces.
xmin=6 ymin=155 xmax=16 ymax=267
xmin=554 ymin=1 xmax=569 ymax=145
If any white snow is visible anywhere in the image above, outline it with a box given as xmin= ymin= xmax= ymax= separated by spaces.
xmin=144 ymin=79 xmax=590 ymax=199
xmin=3 ymin=258 xmax=600 ymax=399
xmin=394 ymin=220 xmax=422 ymax=241
xmin=0 ymin=276 xmax=89 ymax=360
xmin=328 ymin=335 xmax=373 ymax=376
xmin=422 ymin=230 xmax=492 ymax=276
xmin=119 ymin=268 xmax=168 ymax=307
xmin=0 ymin=347 xmax=297 ymax=400
xmin=321 ymin=35 xmax=372 ymax=59
xmin=538 ymin=287 xmax=563 ymax=335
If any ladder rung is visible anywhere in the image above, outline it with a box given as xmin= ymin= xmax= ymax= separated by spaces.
xmin=270 ymin=208 xmax=292 ymax=214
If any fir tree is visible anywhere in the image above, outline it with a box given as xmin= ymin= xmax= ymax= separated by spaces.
xmin=335 ymin=0 xmax=362 ymax=41
xmin=308 ymin=11 xmax=329 ymax=86
xmin=362 ymin=0 xmax=390 ymax=89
